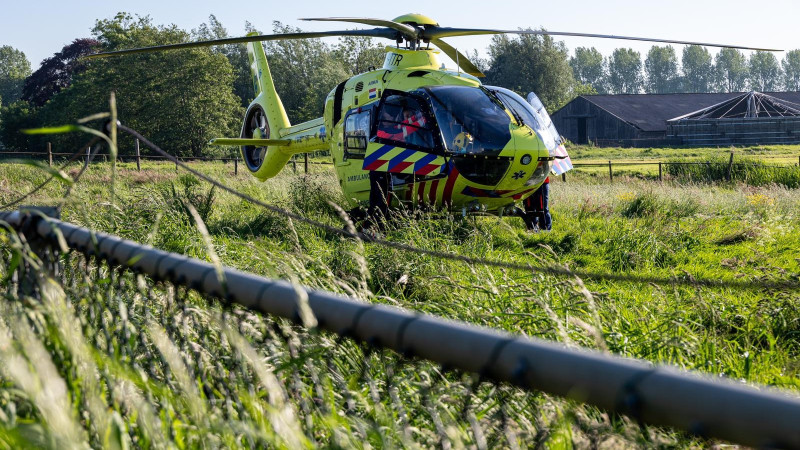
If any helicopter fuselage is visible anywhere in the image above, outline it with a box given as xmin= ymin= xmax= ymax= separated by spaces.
xmin=242 ymin=46 xmax=561 ymax=214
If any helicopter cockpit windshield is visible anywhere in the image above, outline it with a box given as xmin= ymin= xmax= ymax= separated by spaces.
xmin=423 ymin=86 xmax=512 ymax=156
xmin=487 ymin=86 xmax=560 ymax=151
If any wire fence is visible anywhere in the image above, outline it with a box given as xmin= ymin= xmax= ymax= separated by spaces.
xmin=2 ymin=208 xmax=800 ymax=448
xmin=4 ymin=144 xmax=797 ymax=185
xmin=568 ymin=157 xmax=800 ymax=183
xmin=0 ymin=144 xmax=332 ymax=175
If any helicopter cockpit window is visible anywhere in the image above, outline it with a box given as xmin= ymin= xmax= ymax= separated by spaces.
xmin=374 ymin=95 xmax=435 ymax=150
xmin=489 ymin=87 xmax=560 ymax=151
xmin=344 ymin=108 xmax=372 ymax=159
xmin=424 ymin=86 xmax=512 ymax=156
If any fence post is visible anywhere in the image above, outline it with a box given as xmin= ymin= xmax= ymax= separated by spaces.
xmin=658 ymin=162 xmax=663 ymax=182
xmin=175 ymin=157 xmax=179 ymax=172
xmin=727 ymin=152 xmax=734 ymax=182
xmin=292 ymin=160 xmax=297 ymax=173
xmin=561 ymin=172 xmax=566 ymax=183
xmin=608 ymin=160 xmax=613 ymax=182
xmin=135 ymin=139 xmax=141 ymax=171
xmin=47 ymin=142 xmax=53 ymax=167
xmin=85 ymin=145 xmax=91 ymax=166
xmin=304 ymin=153 xmax=309 ymax=174
xmin=234 ymin=157 xmax=238 ymax=175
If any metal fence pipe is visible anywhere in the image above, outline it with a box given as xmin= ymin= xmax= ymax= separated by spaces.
xmin=2 ymin=210 xmax=800 ymax=448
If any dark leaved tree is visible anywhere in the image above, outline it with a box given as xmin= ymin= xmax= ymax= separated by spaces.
xmin=21 ymin=39 xmax=99 ymax=107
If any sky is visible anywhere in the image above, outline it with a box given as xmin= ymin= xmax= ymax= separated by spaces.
xmin=2 ymin=0 xmax=800 ymax=70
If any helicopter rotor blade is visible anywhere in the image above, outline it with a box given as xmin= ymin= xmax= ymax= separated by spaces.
xmin=430 ymin=38 xmax=485 ymax=77
xmin=423 ymin=27 xmax=782 ymax=52
xmin=86 ymin=29 xmax=400 ymax=59
xmin=301 ymin=17 xmax=418 ymax=40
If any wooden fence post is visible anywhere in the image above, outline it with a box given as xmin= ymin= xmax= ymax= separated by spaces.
xmin=608 ymin=160 xmax=613 ymax=182
xmin=658 ymin=162 xmax=663 ymax=182
xmin=292 ymin=160 xmax=297 ymax=173
xmin=234 ymin=157 xmax=238 ymax=175
xmin=726 ymin=152 xmax=734 ymax=181
xmin=304 ymin=153 xmax=309 ymax=174
xmin=85 ymin=145 xmax=91 ymax=166
xmin=47 ymin=142 xmax=52 ymax=167
xmin=135 ymin=139 xmax=141 ymax=171
xmin=175 ymin=157 xmax=179 ymax=172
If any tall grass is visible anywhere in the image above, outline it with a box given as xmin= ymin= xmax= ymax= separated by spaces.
xmin=1 ymin=159 xmax=799 ymax=447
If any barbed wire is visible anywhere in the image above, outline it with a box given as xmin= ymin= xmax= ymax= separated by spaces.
xmin=117 ymin=124 xmax=800 ymax=292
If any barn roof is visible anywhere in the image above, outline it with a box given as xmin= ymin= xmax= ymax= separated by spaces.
xmin=669 ymin=91 xmax=800 ymax=121
xmin=573 ymin=92 xmax=800 ymax=132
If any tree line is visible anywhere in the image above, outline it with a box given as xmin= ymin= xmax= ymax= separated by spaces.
xmin=571 ymin=45 xmax=800 ymax=94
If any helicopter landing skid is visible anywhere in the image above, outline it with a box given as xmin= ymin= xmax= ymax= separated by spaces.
xmin=506 ymin=206 xmax=540 ymax=231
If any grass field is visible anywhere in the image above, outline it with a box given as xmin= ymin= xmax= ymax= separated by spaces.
xmin=1 ymin=156 xmax=799 ymax=448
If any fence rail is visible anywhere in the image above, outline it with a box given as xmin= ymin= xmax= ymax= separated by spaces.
xmin=0 ymin=143 xmax=333 ymax=175
xmin=2 ymin=208 xmax=800 ymax=449
xmin=2 ymin=146 xmax=795 ymax=183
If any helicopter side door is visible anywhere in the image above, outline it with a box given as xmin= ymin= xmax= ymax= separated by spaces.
xmin=363 ymin=91 xmax=448 ymax=181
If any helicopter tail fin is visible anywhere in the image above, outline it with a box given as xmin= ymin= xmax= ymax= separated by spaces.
xmin=247 ymin=34 xmax=291 ymax=132
xmin=240 ymin=35 xmax=295 ymax=179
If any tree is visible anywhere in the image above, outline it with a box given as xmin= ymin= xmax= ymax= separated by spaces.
xmin=748 ymin=51 xmax=782 ymax=91
xmin=0 ymin=46 xmax=32 ymax=104
xmin=644 ymin=45 xmax=678 ymax=93
xmin=486 ymin=31 xmax=584 ymax=110
xmin=264 ymin=22 xmax=350 ymax=123
xmin=782 ymin=50 xmax=800 ymax=91
xmin=34 ymin=13 xmax=241 ymax=157
xmin=333 ymin=36 xmax=386 ymax=76
xmin=192 ymin=15 xmax=252 ymax=107
xmin=21 ymin=39 xmax=99 ymax=107
xmin=607 ymin=48 xmax=643 ymax=94
xmin=681 ymin=45 xmax=713 ymax=93
xmin=570 ymin=47 xmax=607 ymax=93
xmin=714 ymin=48 xmax=748 ymax=92
xmin=0 ymin=101 xmax=37 ymax=150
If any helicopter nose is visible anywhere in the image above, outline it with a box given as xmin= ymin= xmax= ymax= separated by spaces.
xmin=497 ymin=132 xmax=550 ymax=190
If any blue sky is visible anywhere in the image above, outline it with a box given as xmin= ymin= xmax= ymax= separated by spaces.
xmin=2 ymin=0 xmax=799 ymax=69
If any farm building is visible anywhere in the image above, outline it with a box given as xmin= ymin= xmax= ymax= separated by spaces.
xmin=551 ymin=92 xmax=800 ymax=147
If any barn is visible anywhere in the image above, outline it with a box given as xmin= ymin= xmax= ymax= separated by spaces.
xmin=551 ymin=92 xmax=800 ymax=147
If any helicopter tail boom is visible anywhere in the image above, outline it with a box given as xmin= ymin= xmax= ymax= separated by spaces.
xmin=210 ymin=124 xmax=327 ymax=154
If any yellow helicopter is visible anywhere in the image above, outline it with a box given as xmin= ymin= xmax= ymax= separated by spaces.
xmin=91 ymin=14 xmax=777 ymax=225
